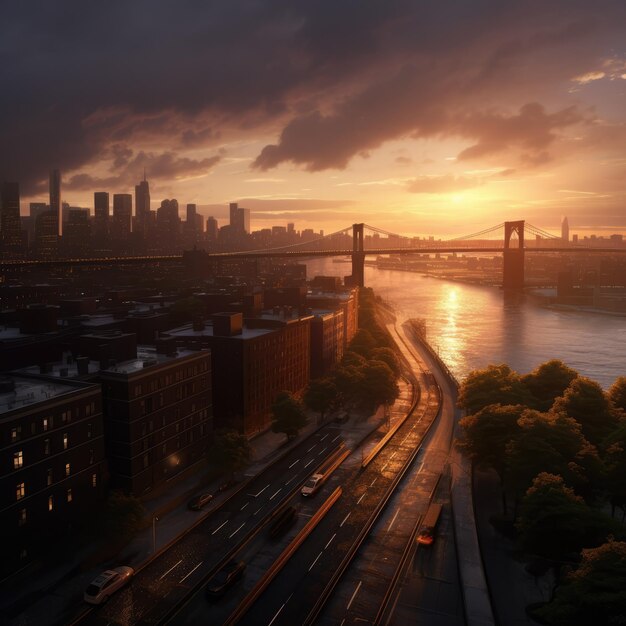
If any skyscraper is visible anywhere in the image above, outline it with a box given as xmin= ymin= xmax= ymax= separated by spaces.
xmin=229 ymin=202 xmax=250 ymax=234
xmin=112 ymin=194 xmax=132 ymax=247
xmin=561 ymin=216 xmax=569 ymax=242
xmin=135 ymin=173 xmax=150 ymax=219
xmin=49 ymin=169 xmax=62 ymax=237
xmin=1 ymin=182 xmax=25 ymax=254
xmin=94 ymin=192 xmax=110 ymax=240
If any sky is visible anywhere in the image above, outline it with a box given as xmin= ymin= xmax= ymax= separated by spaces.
xmin=1 ymin=0 xmax=625 ymax=237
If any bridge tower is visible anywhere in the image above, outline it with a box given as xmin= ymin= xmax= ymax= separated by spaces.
xmin=350 ymin=223 xmax=365 ymax=288
xmin=503 ymin=220 xmax=525 ymax=290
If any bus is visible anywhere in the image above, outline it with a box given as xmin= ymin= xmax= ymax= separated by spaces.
xmin=416 ymin=502 xmax=442 ymax=546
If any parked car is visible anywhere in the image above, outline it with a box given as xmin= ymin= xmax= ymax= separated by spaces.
xmin=268 ymin=506 xmax=298 ymax=538
xmin=84 ymin=566 xmax=134 ymax=604
xmin=187 ymin=492 xmax=213 ymax=510
xmin=334 ymin=413 xmax=350 ymax=424
xmin=301 ymin=473 xmax=324 ymax=497
xmin=205 ymin=560 xmax=246 ymax=599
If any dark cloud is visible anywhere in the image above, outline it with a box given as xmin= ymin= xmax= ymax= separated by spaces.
xmin=1 ymin=0 xmax=625 ymax=192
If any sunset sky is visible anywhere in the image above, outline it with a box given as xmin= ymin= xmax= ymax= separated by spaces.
xmin=2 ymin=1 xmax=625 ymax=237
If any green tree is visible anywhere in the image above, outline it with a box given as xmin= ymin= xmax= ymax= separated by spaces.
xmin=304 ymin=378 xmax=338 ymax=423
xmin=522 ymin=359 xmax=579 ymax=411
xmin=341 ymin=350 xmax=367 ymax=368
xmin=370 ymin=347 xmax=401 ymax=377
xmin=97 ymin=491 xmax=145 ymax=541
xmin=458 ymin=404 xmax=525 ymax=513
xmin=271 ymin=391 xmax=308 ymax=441
xmin=349 ymin=328 xmax=377 ymax=358
xmin=334 ymin=364 xmax=365 ymax=410
xmin=604 ymin=423 xmax=626 ymax=518
xmin=608 ymin=376 xmax=626 ymax=413
xmin=506 ymin=410 xmax=602 ymax=506
xmin=552 ymin=377 xmax=618 ymax=445
xmin=359 ymin=360 xmax=400 ymax=410
xmin=534 ymin=540 xmax=626 ymax=626
xmin=210 ymin=429 xmax=252 ymax=478
xmin=516 ymin=473 xmax=600 ymax=563
xmin=458 ymin=364 xmax=532 ymax=415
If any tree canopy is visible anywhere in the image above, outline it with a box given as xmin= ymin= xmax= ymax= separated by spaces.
xmin=271 ymin=391 xmax=309 ymax=440
xmin=522 ymin=359 xmax=578 ymax=411
xmin=370 ymin=347 xmax=401 ymax=377
xmin=360 ymin=360 xmax=400 ymax=409
xmin=210 ymin=429 xmax=252 ymax=476
xmin=304 ymin=378 xmax=338 ymax=422
xmin=608 ymin=376 xmax=626 ymax=413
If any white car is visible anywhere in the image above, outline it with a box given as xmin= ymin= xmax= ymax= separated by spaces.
xmin=84 ymin=566 xmax=134 ymax=604
xmin=301 ymin=473 xmax=324 ymax=497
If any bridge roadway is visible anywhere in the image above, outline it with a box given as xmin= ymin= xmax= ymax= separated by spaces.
xmin=71 ymin=430 xmax=344 ymax=626
xmin=220 ymin=345 xmax=441 ymax=626
xmin=315 ymin=321 xmax=462 ymax=626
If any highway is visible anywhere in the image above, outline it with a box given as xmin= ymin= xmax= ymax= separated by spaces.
xmin=71 ymin=429 xmax=344 ymax=626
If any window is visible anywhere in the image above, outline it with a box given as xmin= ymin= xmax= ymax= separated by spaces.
xmin=47 ymin=468 xmax=53 ymax=486
xmin=87 ymin=423 xmax=92 ymax=438
xmin=63 ymin=433 xmax=68 ymax=450
xmin=43 ymin=417 xmax=49 ymax=431
xmin=48 ymin=495 xmax=54 ymax=511
xmin=61 ymin=410 xmax=69 ymax=423
xmin=11 ymin=427 xmax=20 ymax=442
xmin=67 ymin=489 xmax=73 ymax=503
xmin=89 ymin=449 xmax=94 ymax=464
xmin=13 ymin=450 xmax=23 ymax=469
xmin=19 ymin=508 xmax=27 ymax=526
xmin=44 ymin=438 xmax=50 ymax=455
xmin=65 ymin=463 xmax=71 ymax=477
xmin=16 ymin=482 xmax=25 ymax=500
xmin=92 ymin=473 xmax=97 ymax=488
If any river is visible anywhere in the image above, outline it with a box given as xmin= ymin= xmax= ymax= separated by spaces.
xmin=306 ymin=258 xmax=625 ymax=388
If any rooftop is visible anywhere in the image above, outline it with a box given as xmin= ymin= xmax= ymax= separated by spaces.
xmin=167 ymin=321 xmax=276 ymax=341
xmin=101 ymin=345 xmax=204 ymax=375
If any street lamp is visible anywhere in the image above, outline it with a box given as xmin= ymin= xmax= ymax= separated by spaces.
xmin=152 ymin=516 xmax=159 ymax=554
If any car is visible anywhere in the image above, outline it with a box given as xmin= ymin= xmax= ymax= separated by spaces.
xmin=187 ymin=492 xmax=213 ymax=510
xmin=205 ymin=560 xmax=246 ymax=599
xmin=334 ymin=413 xmax=350 ymax=424
xmin=84 ymin=566 xmax=134 ymax=604
xmin=268 ymin=506 xmax=298 ymax=538
xmin=301 ymin=473 xmax=324 ymax=497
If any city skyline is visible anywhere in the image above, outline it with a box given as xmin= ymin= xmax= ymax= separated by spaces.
xmin=1 ymin=2 xmax=625 ymax=237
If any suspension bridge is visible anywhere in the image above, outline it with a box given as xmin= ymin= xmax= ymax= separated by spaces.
xmin=1 ymin=221 xmax=624 ymax=290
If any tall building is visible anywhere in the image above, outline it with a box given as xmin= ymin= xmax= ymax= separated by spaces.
xmin=186 ymin=203 xmax=197 ymax=228
xmin=135 ymin=174 xmax=150 ymax=220
xmin=156 ymin=199 xmax=180 ymax=251
xmin=93 ymin=192 xmax=110 ymax=240
xmin=34 ymin=211 xmax=59 ymax=259
xmin=229 ymin=202 xmax=250 ymax=234
xmin=561 ymin=216 xmax=569 ymax=243
xmin=63 ymin=209 xmax=91 ymax=257
xmin=49 ymin=169 xmax=62 ymax=237
xmin=1 ymin=182 xmax=25 ymax=255
xmin=206 ymin=216 xmax=218 ymax=242
xmin=111 ymin=194 xmax=132 ymax=248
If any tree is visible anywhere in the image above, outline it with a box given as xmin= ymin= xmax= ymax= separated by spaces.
xmin=341 ymin=350 xmax=367 ymax=368
xmin=522 ymin=359 xmax=578 ymax=411
xmin=271 ymin=391 xmax=308 ymax=440
xmin=334 ymin=364 xmax=365 ymax=411
xmin=534 ymin=540 xmax=626 ymax=625
xmin=359 ymin=360 xmax=400 ymax=410
xmin=552 ymin=377 xmax=618 ymax=445
xmin=97 ymin=491 xmax=145 ymax=541
xmin=458 ymin=404 xmax=525 ymax=513
xmin=604 ymin=423 xmax=626 ymax=518
xmin=370 ymin=347 xmax=401 ymax=377
xmin=210 ymin=429 xmax=252 ymax=478
xmin=608 ymin=376 xmax=626 ymax=413
xmin=304 ymin=378 xmax=338 ymax=423
xmin=516 ymin=474 xmax=601 ymax=563
xmin=505 ymin=410 xmax=602 ymax=506
xmin=457 ymin=364 xmax=532 ymax=415
xmin=348 ymin=328 xmax=377 ymax=358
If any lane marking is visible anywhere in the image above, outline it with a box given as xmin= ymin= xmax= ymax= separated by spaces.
xmin=179 ymin=561 xmax=203 ymax=584
xmin=288 ymin=459 xmax=300 ymax=468
xmin=357 ymin=493 xmax=366 ymax=505
xmin=254 ymin=506 xmax=263 ymax=516
xmin=159 ymin=559 xmax=182 ymax=580
xmin=346 ymin=580 xmax=362 ymax=610
xmin=370 ymin=477 xmax=378 ymax=487
xmin=285 ymin=475 xmax=297 ymax=486
xmin=211 ymin=520 xmax=228 ymax=535
xmin=387 ymin=508 xmax=400 ymax=532
xmin=381 ymin=462 xmax=389 ymax=472
xmin=340 ymin=512 xmax=351 ymax=527
xmin=250 ymin=484 xmax=270 ymax=498
xmin=309 ymin=551 xmax=323 ymax=571
xmin=318 ymin=446 xmax=327 ymax=455
xmin=390 ymin=452 xmax=397 ymax=460
xmin=307 ymin=445 xmax=316 ymax=453
xmin=325 ymin=533 xmax=336 ymax=549
xmin=269 ymin=488 xmax=282 ymax=501
xmin=320 ymin=434 xmax=328 ymax=442
xmin=332 ymin=434 xmax=341 ymax=442
xmin=240 ymin=502 xmax=249 ymax=511
xmin=229 ymin=522 xmax=246 ymax=538
xmin=268 ymin=593 xmax=292 ymax=626
xmin=304 ymin=459 xmax=314 ymax=468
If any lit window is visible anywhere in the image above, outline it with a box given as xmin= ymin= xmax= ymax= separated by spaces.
xmin=43 ymin=417 xmax=49 ymax=431
xmin=48 ymin=495 xmax=53 ymax=511
xmin=11 ymin=427 xmax=20 ymax=442
xmin=63 ymin=433 xmax=68 ymax=449
xmin=65 ymin=463 xmax=71 ymax=477
xmin=19 ymin=508 xmax=27 ymax=526
xmin=16 ymin=482 xmax=25 ymax=500
xmin=13 ymin=450 xmax=23 ymax=469
xmin=67 ymin=489 xmax=73 ymax=503
xmin=47 ymin=469 xmax=53 ymax=486
xmin=89 ymin=449 xmax=94 ymax=464
xmin=92 ymin=473 xmax=97 ymax=488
